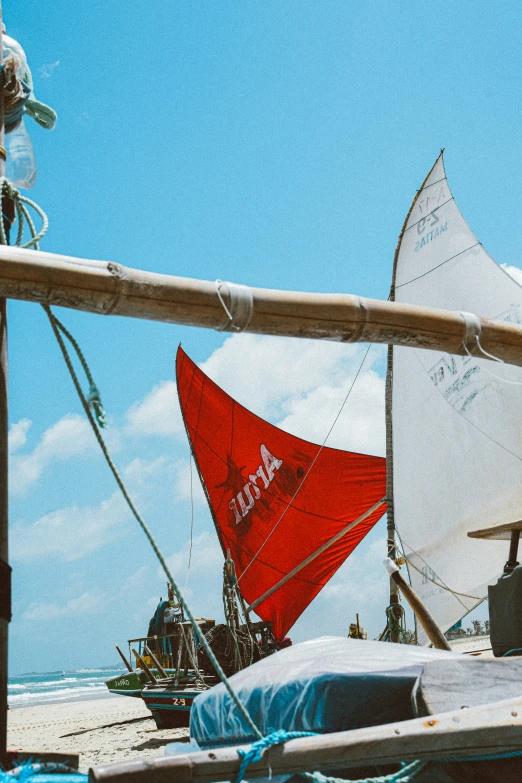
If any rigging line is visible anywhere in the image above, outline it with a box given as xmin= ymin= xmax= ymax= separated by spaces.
xmin=413 ymin=349 xmax=522 ymax=464
xmin=185 ymin=452 xmax=195 ymax=589
xmin=397 ymin=537 xmax=479 ymax=611
xmin=395 ymin=242 xmax=481 ymax=290
xmin=463 ymin=338 xmax=522 ymax=386
xmin=415 ymin=175 xmax=448 ymax=192
xmin=238 ymin=343 xmax=374 ymax=584
xmin=44 ymin=305 xmax=263 ymax=740
xmin=402 ymin=554 xmax=483 ymax=602
xmin=403 ymin=197 xmax=454 ymax=233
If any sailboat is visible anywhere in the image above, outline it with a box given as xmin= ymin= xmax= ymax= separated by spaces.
xmin=387 ymin=151 xmax=522 ymax=643
xmin=136 ymin=346 xmax=387 ymax=727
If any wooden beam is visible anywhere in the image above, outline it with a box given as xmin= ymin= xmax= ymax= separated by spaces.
xmin=0 ymin=6 xmax=8 ymax=765
xmin=88 ymin=694 xmax=522 ymax=781
xmin=2 ymin=246 xmax=522 ymax=366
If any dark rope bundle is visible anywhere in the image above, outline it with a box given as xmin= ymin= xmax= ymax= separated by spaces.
xmin=198 ymin=623 xmax=262 ymax=678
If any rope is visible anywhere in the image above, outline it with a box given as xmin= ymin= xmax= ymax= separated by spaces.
xmin=44 ymin=303 xmax=262 ymax=739
xmin=301 ymin=761 xmax=426 ymax=783
xmin=379 ymin=603 xmax=413 ymax=644
xmin=401 ymin=554 xmax=483 ymax=603
xmin=236 ymin=730 xmax=317 ymax=783
xmin=463 ymin=337 xmax=522 ymax=386
xmin=45 ymin=311 xmax=107 ymax=429
xmin=185 ymin=452 xmax=194 ymax=589
xmin=239 ymin=343 xmax=373 ymax=583
xmin=0 ymin=177 xmax=48 ymax=248
xmin=0 ymin=181 xmax=263 ymax=740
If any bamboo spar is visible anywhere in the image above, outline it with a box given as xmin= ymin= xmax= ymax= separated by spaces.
xmin=246 ymin=498 xmax=386 ymax=615
xmin=1 ymin=246 xmax=522 ymax=365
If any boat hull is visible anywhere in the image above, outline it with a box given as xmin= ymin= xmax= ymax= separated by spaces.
xmin=142 ymin=682 xmax=214 ymax=729
xmin=105 ymin=669 xmax=177 ymax=698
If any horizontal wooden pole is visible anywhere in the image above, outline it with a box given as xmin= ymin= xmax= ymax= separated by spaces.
xmin=89 ymin=695 xmax=522 ymax=781
xmin=2 ymin=246 xmax=522 ymax=366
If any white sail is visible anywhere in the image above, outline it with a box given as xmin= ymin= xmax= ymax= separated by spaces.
xmin=391 ymin=153 xmax=522 ymax=643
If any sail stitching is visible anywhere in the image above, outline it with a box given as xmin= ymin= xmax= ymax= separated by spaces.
xmin=404 ymin=196 xmax=454 ymax=232
xmin=395 ymin=242 xmax=481 ymax=290
xmin=238 ymin=344 xmax=374 ymax=582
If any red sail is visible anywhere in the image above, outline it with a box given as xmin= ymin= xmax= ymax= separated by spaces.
xmin=176 ymin=346 xmax=386 ymax=640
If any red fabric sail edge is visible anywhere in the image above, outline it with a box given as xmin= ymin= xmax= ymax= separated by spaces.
xmin=176 ymin=346 xmax=386 ymax=640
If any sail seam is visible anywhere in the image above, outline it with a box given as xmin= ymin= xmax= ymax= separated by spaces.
xmin=395 ymin=242 xmax=481 ymax=289
xmin=403 ymin=197 xmax=454 ymax=232
xmin=415 ymin=175 xmax=447 ymax=191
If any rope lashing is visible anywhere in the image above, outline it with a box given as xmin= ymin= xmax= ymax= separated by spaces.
xmin=0 ymin=177 xmax=48 ymax=248
xmin=215 ymin=279 xmax=254 ymax=332
xmin=301 ymin=760 xmax=426 ymax=783
xmin=236 ymin=730 xmax=318 ymax=783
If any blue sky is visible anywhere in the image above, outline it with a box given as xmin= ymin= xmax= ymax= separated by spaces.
xmin=4 ymin=1 xmax=521 ymax=673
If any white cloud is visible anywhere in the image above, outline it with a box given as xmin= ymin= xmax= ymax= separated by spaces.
xmin=202 ymin=334 xmax=386 ymax=455
xmin=8 ymin=419 xmax=31 ymax=454
xmin=10 ymin=414 xmax=95 ymax=496
xmin=125 ymin=335 xmax=385 ymax=457
xmin=38 ymin=60 xmax=60 ymax=78
xmin=126 ymin=381 xmax=182 ymax=437
xmin=123 ymin=455 xmax=174 ymax=488
xmin=10 ymin=490 xmax=130 ymax=562
xmin=22 ymin=589 xmax=105 ymax=621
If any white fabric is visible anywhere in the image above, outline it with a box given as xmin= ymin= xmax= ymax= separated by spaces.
xmin=392 ymin=155 xmax=522 ymax=643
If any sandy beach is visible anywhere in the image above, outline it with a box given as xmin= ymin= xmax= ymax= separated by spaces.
xmin=8 ymin=695 xmax=189 ymax=773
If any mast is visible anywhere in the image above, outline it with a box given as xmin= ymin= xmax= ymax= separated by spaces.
xmin=0 ymin=4 xmax=8 ymax=761
xmin=385 ymin=154 xmax=442 ymax=642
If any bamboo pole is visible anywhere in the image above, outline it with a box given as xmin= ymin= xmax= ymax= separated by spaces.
xmin=1 ymin=246 xmax=522 ymax=365
xmin=246 ymin=498 xmax=386 ymax=615
xmin=114 ymin=644 xmax=133 ymax=673
xmin=0 ymin=8 xmax=8 ymax=764
xmin=88 ymin=694 xmax=522 ymax=782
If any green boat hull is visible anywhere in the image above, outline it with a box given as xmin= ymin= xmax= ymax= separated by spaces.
xmin=105 ymin=669 xmax=177 ymax=698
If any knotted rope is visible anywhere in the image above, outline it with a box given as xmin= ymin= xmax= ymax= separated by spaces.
xmin=236 ymin=730 xmax=317 ymax=783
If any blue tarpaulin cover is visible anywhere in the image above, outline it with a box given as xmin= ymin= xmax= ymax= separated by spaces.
xmin=190 ymin=636 xmax=460 ymax=748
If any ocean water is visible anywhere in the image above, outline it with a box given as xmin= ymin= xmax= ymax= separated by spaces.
xmin=8 ymin=666 xmax=124 ymax=709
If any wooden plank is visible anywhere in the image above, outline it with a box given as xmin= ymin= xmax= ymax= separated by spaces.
xmin=413 ymin=658 xmax=522 ymax=717
xmin=89 ymin=695 xmax=522 ymax=781
xmin=2 ymin=246 xmax=522 ymax=365
xmin=468 ymin=519 xmax=522 ymax=541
